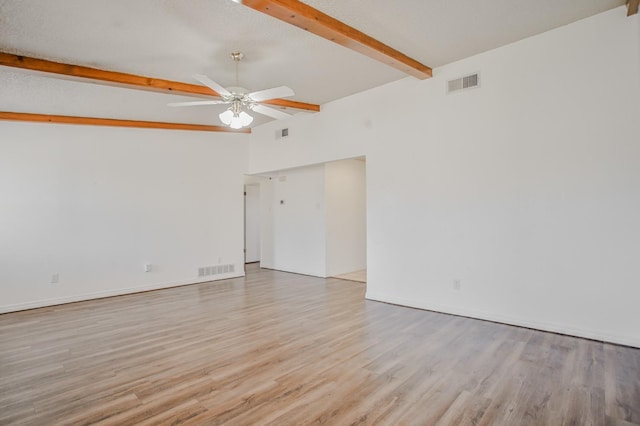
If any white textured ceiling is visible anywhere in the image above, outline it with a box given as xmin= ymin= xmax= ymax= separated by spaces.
xmin=0 ymin=0 xmax=626 ymax=126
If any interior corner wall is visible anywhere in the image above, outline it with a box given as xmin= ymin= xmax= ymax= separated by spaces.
xmin=248 ymin=8 xmax=640 ymax=347
xmin=0 ymin=122 xmax=249 ymax=312
xmin=325 ymin=159 xmax=366 ymax=277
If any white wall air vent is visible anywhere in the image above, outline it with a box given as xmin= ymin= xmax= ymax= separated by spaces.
xmin=275 ymin=128 xmax=289 ymax=139
xmin=447 ymin=73 xmax=480 ymax=94
xmin=198 ymin=264 xmax=235 ymax=277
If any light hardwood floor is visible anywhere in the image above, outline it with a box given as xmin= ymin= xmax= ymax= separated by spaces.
xmin=333 ymin=269 xmax=367 ymax=283
xmin=1 ymin=264 xmax=639 ymax=425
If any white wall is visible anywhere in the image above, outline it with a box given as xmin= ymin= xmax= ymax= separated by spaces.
xmin=325 ymin=159 xmax=367 ymax=276
xmin=259 ymin=177 xmax=275 ymax=269
xmin=260 ymin=165 xmax=327 ymax=277
xmin=249 ymin=8 xmax=640 ymax=347
xmin=244 ymin=184 xmax=261 ymax=263
xmin=257 ymin=159 xmax=366 ymax=278
xmin=0 ymin=122 xmax=248 ymax=312
xmin=249 ymin=113 xmax=369 ymax=174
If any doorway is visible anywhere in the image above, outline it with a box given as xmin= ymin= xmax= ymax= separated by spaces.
xmin=325 ymin=158 xmax=367 ymax=283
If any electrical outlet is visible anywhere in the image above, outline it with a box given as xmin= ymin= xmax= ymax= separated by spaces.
xmin=51 ymin=273 xmax=59 ymax=284
xmin=453 ymin=279 xmax=461 ymax=291
xmin=144 ymin=264 xmax=152 ymax=272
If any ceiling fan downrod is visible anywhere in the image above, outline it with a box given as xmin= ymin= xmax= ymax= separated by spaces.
xmin=231 ymin=51 xmax=244 ymax=87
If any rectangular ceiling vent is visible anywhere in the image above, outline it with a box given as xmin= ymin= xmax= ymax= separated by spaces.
xmin=447 ymin=73 xmax=480 ymax=94
xmin=275 ymin=128 xmax=289 ymax=139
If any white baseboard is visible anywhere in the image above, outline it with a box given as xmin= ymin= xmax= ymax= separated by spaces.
xmin=0 ymin=272 xmax=245 ymax=314
xmin=365 ymin=291 xmax=640 ymax=349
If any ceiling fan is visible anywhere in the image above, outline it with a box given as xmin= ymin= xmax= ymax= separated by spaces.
xmin=168 ymin=52 xmax=294 ymax=129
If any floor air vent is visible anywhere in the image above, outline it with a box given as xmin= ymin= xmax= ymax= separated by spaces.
xmin=198 ymin=264 xmax=235 ymax=277
xmin=448 ymin=73 xmax=480 ymax=94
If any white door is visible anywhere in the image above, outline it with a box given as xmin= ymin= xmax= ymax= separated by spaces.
xmin=244 ymin=184 xmax=260 ymax=263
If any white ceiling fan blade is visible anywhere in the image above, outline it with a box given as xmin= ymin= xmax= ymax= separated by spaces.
xmin=193 ymin=74 xmax=231 ymax=97
xmin=252 ymin=104 xmax=293 ymax=120
xmin=168 ymin=100 xmax=227 ymax=107
xmin=248 ymin=86 xmax=294 ymax=102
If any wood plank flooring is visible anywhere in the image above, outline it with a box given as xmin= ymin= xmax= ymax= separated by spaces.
xmin=1 ymin=264 xmax=639 ymax=425
xmin=333 ymin=269 xmax=367 ymax=283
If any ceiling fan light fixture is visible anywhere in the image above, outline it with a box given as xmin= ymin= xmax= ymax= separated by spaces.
xmin=219 ymin=104 xmax=253 ymax=129
xmin=239 ymin=111 xmax=253 ymax=126
xmin=228 ymin=110 xmax=253 ymax=129
xmin=229 ymin=117 xmax=244 ymax=129
xmin=219 ymin=109 xmax=234 ymax=126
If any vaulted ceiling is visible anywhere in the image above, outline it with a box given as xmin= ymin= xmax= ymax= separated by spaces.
xmin=0 ymin=0 xmax=628 ymax=129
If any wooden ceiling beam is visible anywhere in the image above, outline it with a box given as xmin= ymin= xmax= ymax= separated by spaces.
xmin=0 ymin=111 xmax=250 ymax=133
xmin=628 ymin=0 xmax=639 ymax=16
xmin=0 ymin=52 xmax=320 ymax=112
xmin=237 ymin=0 xmax=432 ymax=79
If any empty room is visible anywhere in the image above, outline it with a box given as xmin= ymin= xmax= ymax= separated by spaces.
xmin=1 ymin=0 xmax=639 ymax=424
